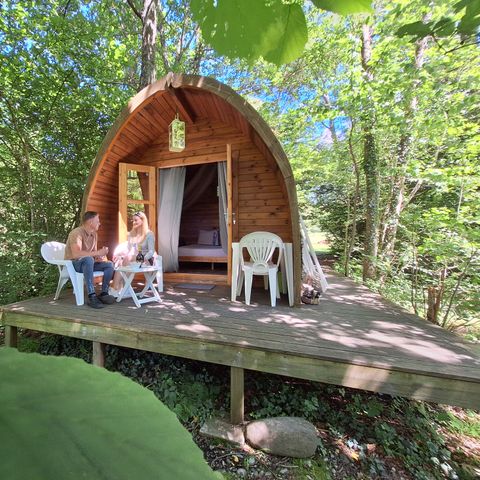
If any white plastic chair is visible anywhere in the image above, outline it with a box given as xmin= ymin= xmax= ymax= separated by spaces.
xmin=237 ymin=232 xmax=283 ymax=307
xmin=41 ymin=241 xmax=104 ymax=306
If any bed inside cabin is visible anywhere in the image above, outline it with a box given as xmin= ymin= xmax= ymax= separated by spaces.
xmin=177 ymin=163 xmax=227 ymax=270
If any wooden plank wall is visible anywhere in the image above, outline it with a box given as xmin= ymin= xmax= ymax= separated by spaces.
xmin=86 ymin=88 xmax=293 ymax=253
xmin=235 ymin=141 xmax=292 ymax=243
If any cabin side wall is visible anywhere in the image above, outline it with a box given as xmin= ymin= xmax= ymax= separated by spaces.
xmin=85 ymin=161 xmax=118 ymax=253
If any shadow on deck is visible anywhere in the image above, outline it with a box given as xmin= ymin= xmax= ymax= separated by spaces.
xmin=1 ymin=269 xmax=479 ymax=419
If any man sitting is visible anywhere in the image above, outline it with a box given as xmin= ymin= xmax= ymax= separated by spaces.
xmin=65 ymin=211 xmax=115 ymax=309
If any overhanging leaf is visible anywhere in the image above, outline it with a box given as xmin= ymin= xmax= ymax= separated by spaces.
xmin=311 ymin=0 xmax=372 ymax=15
xmin=263 ymin=4 xmax=308 ymax=65
xmin=0 ymin=348 xmax=219 ymax=480
xmin=190 ymin=0 xmax=307 ymax=65
xmin=432 ymin=18 xmax=456 ymax=37
xmin=396 ymin=21 xmax=433 ymax=38
xmin=457 ymin=11 xmax=480 ymax=35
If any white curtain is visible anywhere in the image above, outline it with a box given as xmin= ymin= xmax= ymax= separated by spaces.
xmin=218 ymin=162 xmax=228 ymax=253
xmin=157 ymin=167 xmax=186 ymax=272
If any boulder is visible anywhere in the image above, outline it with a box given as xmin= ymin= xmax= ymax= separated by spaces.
xmin=245 ymin=417 xmax=318 ymax=458
xmin=199 ymin=418 xmax=245 ymax=446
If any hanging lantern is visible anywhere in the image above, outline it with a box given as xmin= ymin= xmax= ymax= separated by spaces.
xmin=169 ymin=113 xmax=185 ymax=152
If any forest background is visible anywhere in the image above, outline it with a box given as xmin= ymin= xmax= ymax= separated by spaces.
xmin=1 ymin=1 xmax=480 ymax=478
xmin=0 ymin=0 xmax=478 ymax=334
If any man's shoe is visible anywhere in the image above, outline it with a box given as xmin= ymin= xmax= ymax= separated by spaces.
xmin=98 ymin=292 xmax=115 ymax=305
xmin=87 ymin=294 xmax=104 ymax=309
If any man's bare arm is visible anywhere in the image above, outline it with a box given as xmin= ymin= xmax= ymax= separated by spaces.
xmin=70 ymin=236 xmax=108 ymax=259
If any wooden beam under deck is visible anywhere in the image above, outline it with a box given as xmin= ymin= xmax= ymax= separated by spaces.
xmin=2 ymin=270 xmax=479 ymax=413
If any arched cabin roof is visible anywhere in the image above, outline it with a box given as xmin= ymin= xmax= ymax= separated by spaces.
xmin=82 ymin=73 xmax=301 ymax=303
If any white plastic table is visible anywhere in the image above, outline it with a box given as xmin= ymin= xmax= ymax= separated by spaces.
xmin=116 ymin=264 xmax=162 ymax=308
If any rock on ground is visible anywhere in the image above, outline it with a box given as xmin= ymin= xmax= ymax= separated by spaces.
xmin=245 ymin=417 xmax=319 ymax=458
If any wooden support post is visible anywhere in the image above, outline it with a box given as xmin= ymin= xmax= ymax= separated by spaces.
xmin=230 ymin=366 xmax=244 ymax=425
xmin=92 ymin=341 xmax=106 ymax=367
xmin=5 ymin=325 xmax=18 ymax=348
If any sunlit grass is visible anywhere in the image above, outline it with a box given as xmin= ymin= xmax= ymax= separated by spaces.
xmin=306 ymin=229 xmax=331 ymax=254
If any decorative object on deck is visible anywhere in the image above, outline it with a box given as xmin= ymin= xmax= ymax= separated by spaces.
xmin=245 ymin=417 xmax=319 ymax=458
xmin=175 ymin=283 xmax=216 ymax=291
xmin=169 ymin=113 xmax=186 ymax=152
xmin=82 ymin=73 xmax=302 ymax=302
xmin=301 ymin=279 xmax=321 ymax=305
xmin=235 ymin=231 xmax=283 ymax=307
xmin=40 ymin=241 xmax=104 ymax=306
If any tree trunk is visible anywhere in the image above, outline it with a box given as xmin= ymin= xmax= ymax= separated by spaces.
xmin=426 ymin=267 xmax=446 ymax=324
xmin=361 ymin=24 xmax=379 ymax=282
xmin=139 ymin=0 xmax=158 ymax=89
xmin=344 ymin=121 xmax=361 ymax=277
xmin=426 ymin=286 xmax=443 ymax=324
xmin=381 ymin=20 xmax=430 ymax=259
xmin=189 ymin=28 xmax=205 ymax=74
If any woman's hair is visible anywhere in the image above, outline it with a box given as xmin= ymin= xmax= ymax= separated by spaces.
xmin=131 ymin=211 xmax=149 ymax=242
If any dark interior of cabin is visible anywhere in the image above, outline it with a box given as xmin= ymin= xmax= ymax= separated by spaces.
xmin=178 ymin=163 xmax=227 ymax=274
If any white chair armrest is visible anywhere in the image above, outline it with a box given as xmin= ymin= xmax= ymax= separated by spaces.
xmin=47 ymin=259 xmax=69 ymax=266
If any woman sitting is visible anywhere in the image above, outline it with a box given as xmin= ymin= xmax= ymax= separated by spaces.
xmin=110 ymin=211 xmax=155 ymax=295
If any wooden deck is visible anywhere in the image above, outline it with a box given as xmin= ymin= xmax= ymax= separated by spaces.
xmin=1 ymin=269 xmax=479 ymax=421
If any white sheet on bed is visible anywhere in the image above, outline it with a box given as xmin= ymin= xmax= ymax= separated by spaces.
xmin=178 ymin=244 xmax=227 ymax=258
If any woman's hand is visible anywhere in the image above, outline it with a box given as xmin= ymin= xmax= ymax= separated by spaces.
xmin=113 ymin=255 xmax=125 ymax=268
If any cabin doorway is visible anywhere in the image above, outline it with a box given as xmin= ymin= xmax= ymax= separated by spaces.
xmin=118 ymin=147 xmax=233 ymax=286
xmin=177 ymin=163 xmax=228 ymax=274
xmin=157 ymin=157 xmax=232 ymax=286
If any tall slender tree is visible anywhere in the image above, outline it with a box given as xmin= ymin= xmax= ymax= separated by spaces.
xmin=360 ymin=23 xmax=380 ymax=281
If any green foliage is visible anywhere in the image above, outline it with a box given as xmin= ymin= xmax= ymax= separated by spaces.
xmin=38 ymin=334 xmax=93 ymax=363
xmin=191 ymin=0 xmax=308 ymax=66
xmin=0 ymin=230 xmax=57 ymax=304
xmin=0 ymin=348 xmax=219 ymax=480
xmin=22 ymin=334 xmax=480 ymax=478
xmin=243 ymin=371 xmax=471 ymax=479
xmin=106 ymin=347 xmax=229 ymax=425
xmin=292 ymin=458 xmax=331 ymax=479
xmin=397 ymin=0 xmax=480 ymax=40
xmin=312 ymin=0 xmax=372 ymax=15
xmin=0 ymin=0 xmax=136 ymax=306
xmin=435 ymin=409 xmax=480 ymax=439
xmin=190 ymin=0 xmax=371 ymax=65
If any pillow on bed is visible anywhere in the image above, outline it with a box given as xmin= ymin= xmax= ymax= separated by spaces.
xmin=198 ymin=229 xmax=219 ymax=246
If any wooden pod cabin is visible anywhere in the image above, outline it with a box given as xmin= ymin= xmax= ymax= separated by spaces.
xmin=82 ymin=73 xmax=301 ymax=303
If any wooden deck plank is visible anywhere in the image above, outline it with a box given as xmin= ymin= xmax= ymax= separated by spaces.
xmin=2 ymin=270 xmax=479 ymax=409
xmin=4 ymin=287 xmax=477 ymax=374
